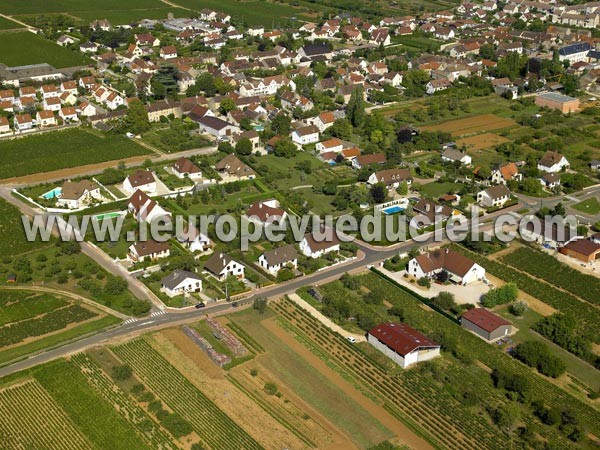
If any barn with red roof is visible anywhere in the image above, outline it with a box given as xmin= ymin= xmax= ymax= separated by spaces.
xmin=461 ymin=308 xmax=513 ymax=341
xmin=367 ymin=323 xmax=440 ymax=368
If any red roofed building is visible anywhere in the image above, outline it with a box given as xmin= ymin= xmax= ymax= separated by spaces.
xmin=367 ymin=323 xmax=440 ymax=368
xmin=244 ymin=199 xmax=286 ymax=225
xmin=461 ymin=308 xmax=513 ymax=341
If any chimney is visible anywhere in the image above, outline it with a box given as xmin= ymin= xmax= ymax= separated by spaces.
xmin=426 ymin=204 xmax=430 ymax=212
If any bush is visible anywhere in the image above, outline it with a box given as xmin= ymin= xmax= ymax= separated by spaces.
xmin=111 ymin=364 xmax=133 ymax=380
xmin=417 ymin=277 xmax=431 ymax=288
xmin=481 ymin=283 xmax=518 ymax=307
xmin=509 ymin=300 xmax=528 ymax=316
xmin=264 ymin=381 xmax=278 ymax=395
xmin=512 ymin=341 xmax=566 ymax=378
xmin=431 ymin=292 xmax=456 ymax=311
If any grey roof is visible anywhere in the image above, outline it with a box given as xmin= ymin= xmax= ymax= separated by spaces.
xmin=262 ymin=244 xmax=298 ymax=266
xmin=161 ymin=269 xmax=202 ymax=290
xmin=537 ymin=92 xmax=577 ymax=103
xmin=558 ymin=42 xmax=591 ymax=56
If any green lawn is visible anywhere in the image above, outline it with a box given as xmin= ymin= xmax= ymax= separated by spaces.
xmin=0 ymin=0 xmax=164 ymax=14
xmin=0 ymin=198 xmax=49 ymax=256
xmin=0 ymin=128 xmax=151 ymax=179
xmin=419 ymin=181 xmax=463 ymax=198
xmin=572 ymin=197 xmax=600 ymax=215
xmin=0 ymin=31 xmax=91 ymax=68
xmin=0 ymin=16 xmax=22 ymax=29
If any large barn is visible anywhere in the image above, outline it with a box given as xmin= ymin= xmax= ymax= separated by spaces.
xmin=461 ymin=308 xmax=513 ymax=342
xmin=367 ymin=323 xmax=440 ymax=368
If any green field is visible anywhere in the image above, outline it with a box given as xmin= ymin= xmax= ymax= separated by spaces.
xmin=0 ymin=16 xmax=22 ymax=30
xmin=0 ymin=128 xmax=152 ymax=179
xmin=419 ymin=181 xmax=463 ymax=198
xmin=0 ymin=0 xmax=164 ymax=14
xmin=0 ymin=31 xmax=91 ymax=68
xmin=0 ymin=290 xmax=120 ymax=366
xmin=572 ymin=197 xmax=600 ymax=215
xmin=170 ymin=0 xmax=316 ymax=27
xmin=0 ymin=199 xmax=48 ymax=256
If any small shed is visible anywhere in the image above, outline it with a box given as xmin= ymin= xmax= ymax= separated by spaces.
xmin=461 ymin=308 xmax=513 ymax=341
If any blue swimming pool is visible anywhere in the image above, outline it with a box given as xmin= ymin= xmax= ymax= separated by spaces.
xmin=41 ymin=187 xmax=61 ymax=199
xmin=382 ymin=205 xmax=405 ymax=215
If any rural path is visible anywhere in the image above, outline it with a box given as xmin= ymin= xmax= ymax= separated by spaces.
xmin=158 ymin=0 xmax=193 ymax=11
xmin=0 ymin=13 xmax=36 ymax=30
xmin=0 ymin=285 xmax=129 ymax=319
xmin=287 ymin=293 xmax=366 ymax=342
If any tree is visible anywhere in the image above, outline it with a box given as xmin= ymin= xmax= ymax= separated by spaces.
xmin=253 ymin=297 xmax=268 ymax=314
xmin=370 ymin=182 xmax=386 ymax=203
xmin=347 ymin=86 xmax=366 ymax=127
xmin=104 ymin=276 xmax=128 ymax=295
xmin=235 ymin=138 xmax=253 ymax=156
xmin=513 ymin=341 xmax=566 ymax=378
xmin=219 ymin=97 xmax=236 ymax=115
xmin=491 ymin=403 xmax=520 ymax=430
xmin=151 ymin=65 xmax=178 ymax=99
xmin=271 ymin=112 xmax=291 ymax=135
xmin=329 ymin=118 xmax=353 ymax=140
xmin=112 ymin=364 xmax=133 ymax=380
xmin=481 ymin=283 xmax=519 ymax=307
xmin=274 ymin=138 xmax=296 ymax=157
xmin=432 ymin=292 xmax=456 ymax=311
xmin=195 ymin=72 xmax=216 ymax=96
xmin=121 ymin=99 xmax=150 ymax=135
xmin=264 ymin=382 xmax=278 ymax=395
xmin=397 ymin=181 xmax=409 ymax=196
xmin=509 ymin=300 xmax=528 ymax=316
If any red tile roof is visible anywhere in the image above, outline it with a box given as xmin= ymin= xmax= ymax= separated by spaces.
xmin=369 ymin=323 xmax=439 ymax=356
xmin=461 ymin=308 xmax=511 ymax=333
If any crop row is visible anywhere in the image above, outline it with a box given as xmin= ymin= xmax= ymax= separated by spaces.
xmin=70 ymin=353 xmax=177 ymax=450
xmin=451 ymin=245 xmax=600 ymax=341
xmin=34 ymin=360 xmax=152 ymax=450
xmin=271 ymin=298 xmax=505 ymax=450
xmin=0 ymin=293 xmax=68 ymax=327
xmin=500 ymin=246 xmax=600 ymax=306
xmin=112 ymin=339 xmax=265 ymax=450
xmin=0 ymin=380 xmax=92 ymax=450
xmin=0 ymin=304 xmax=97 ymax=346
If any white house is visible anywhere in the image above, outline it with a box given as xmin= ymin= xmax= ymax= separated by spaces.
xmin=426 ymin=78 xmax=452 ymax=94
xmin=204 ymin=252 xmax=245 ymax=280
xmin=14 ymin=114 xmax=33 ymax=131
xmin=441 ymin=148 xmax=472 ymax=165
xmin=177 ymin=224 xmax=212 ymax=253
xmin=292 ymin=125 xmax=320 ymax=146
xmin=367 ymin=168 xmax=412 ymax=188
xmin=127 ymin=190 xmax=171 ymax=223
xmin=300 ymin=230 xmax=340 ymax=259
xmin=161 ymin=270 xmax=202 ymax=297
xmin=244 ymin=199 xmax=287 ymax=226
xmin=173 ymin=157 xmax=202 ymax=179
xmin=490 ymin=162 xmax=521 ymax=185
xmin=258 ymin=244 xmax=298 ymax=275
xmin=128 ymin=240 xmax=170 ymax=263
xmin=477 ymin=185 xmax=511 ymax=208
xmin=0 ymin=117 xmax=10 ymax=134
xmin=367 ymin=323 xmax=440 ymax=368
xmin=316 ymin=137 xmax=344 ymax=154
xmin=43 ymin=97 xmax=61 ymax=112
xmin=36 ymin=110 xmax=57 ymax=127
xmin=56 ymin=180 xmax=101 ymax=209
xmin=105 ymin=92 xmax=124 ymax=110
xmin=160 ymin=45 xmax=178 ymax=60
xmin=59 ymin=107 xmax=79 ymax=122
xmin=123 ymin=170 xmax=156 ymax=195
xmin=407 ymin=248 xmax=486 ymax=285
xmin=196 ymin=115 xmax=238 ymax=138
xmin=537 ymin=151 xmax=570 ymax=173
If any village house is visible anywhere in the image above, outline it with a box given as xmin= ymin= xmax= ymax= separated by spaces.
xmin=537 ymin=151 xmax=570 ymax=173
xmin=292 ymin=125 xmax=320 ymax=146
xmin=135 ymin=33 xmax=160 ymax=47
xmin=477 ymin=185 xmax=511 ymax=208
xmin=215 ymin=154 xmax=256 ymax=180
xmin=412 ymin=199 xmax=453 ymax=225
xmin=161 ymin=270 xmax=203 ymax=297
xmin=352 ymin=153 xmax=386 ymax=169
xmin=367 ymin=323 xmax=440 ymax=368
xmin=173 ymin=157 xmax=202 ymax=179
xmin=56 ymin=180 xmax=101 ymax=209
xmin=127 ymin=190 xmax=171 ymax=223
xmin=540 ymin=173 xmax=561 ymax=189
xmin=426 ymin=78 xmax=452 ymax=94
xmin=177 ymin=224 xmax=212 ymax=253
xmin=123 ymin=170 xmax=156 ymax=195
xmin=36 ymin=110 xmax=56 ymax=127
xmin=368 ymin=168 xmax=412 ymax=188
xmin=258 ymin=244 xmax=298 ymax=275
xmin=43 ymin=97 xmax=61 ymax=112
xmin=244 ymin=199 xmax=287 ymax=226
xmin=14 ymin=114 xmax=33 ymax=131
xmin=197 ymin=115 xmax=238 ymax=139
xmin=408 ymin=248 xmax=486 ymax=285
xmin=491 ymin=162 xmax=521 ymax=184
xmin=299 ymin=229 xmax=340 ymax=259
xmin=316 ymin=137 xmax=344 ymax=154
xmin=0 ymin=117 xmax=10 ymax=134
xmin=559 ymin=238 xmax=600 ymax=263
xmin=521 ymin=218 xmax=578 ymax=249
xmin=59 ymin=106 xmax=79 ymax=122
xmin=128 ymin=240 xmax=170 ymax=263
xmin=461 ymin=308 xmax=513 ymax=342
xmin=160 ymin=45 xmax=178 ymax=60
xmin=441 ymin=148 xmax=472 ymax=165
xmin=204 ymin=252 xmax=245 ymax=280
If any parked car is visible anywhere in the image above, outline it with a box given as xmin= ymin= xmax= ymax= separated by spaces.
xmin=195 ymin=302 xmax=206 ymax=309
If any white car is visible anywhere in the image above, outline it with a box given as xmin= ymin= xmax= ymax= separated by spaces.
xmin=347 ymin=336 xmax=356 ymax=343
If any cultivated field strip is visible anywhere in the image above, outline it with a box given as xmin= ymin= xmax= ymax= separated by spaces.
xmin=0 ymin=380 xmax=92 ymax=450
xmin=112 ymin=339 xmax=265 ymax=450
xmin=70 ymin=353 xmax=178 ymax=450
xmin=271 ymin=298 xmax=507 ymax=450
